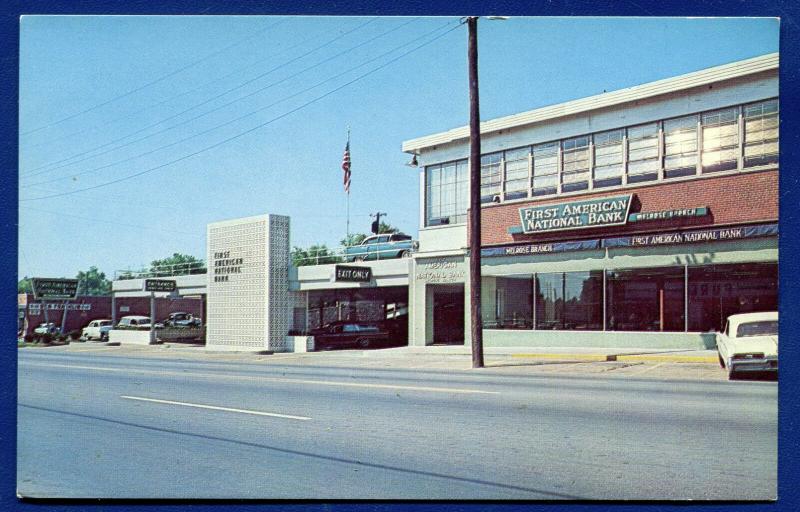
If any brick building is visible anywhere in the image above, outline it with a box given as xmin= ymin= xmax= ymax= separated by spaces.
xmin=401 ymin=53 xmax=778 ymax=349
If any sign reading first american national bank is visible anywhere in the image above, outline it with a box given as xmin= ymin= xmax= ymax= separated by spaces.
xmin=519 ymin=194 xmax=632 ymax=234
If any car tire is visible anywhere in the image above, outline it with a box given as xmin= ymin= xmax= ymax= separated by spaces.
xmin=354 ymin=256 xmax=366 ymax=262
xmin=728 ymin=366 xmax=737 ymax=380
xmin=400 ymin=250 xmax=411 ymax=258
xmin=357 ymin=338 xmax=370 ymax=349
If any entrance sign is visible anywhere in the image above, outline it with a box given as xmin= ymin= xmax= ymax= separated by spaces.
xmin=518 ymin=194 xmax=632 ymax=234
xmin=334 ymin=265 xmax=372 ymax=283
xmin=32 ymin=278 xmax=79 ymax=300
xmin=144 ymin=279 xmax=177 ymax=292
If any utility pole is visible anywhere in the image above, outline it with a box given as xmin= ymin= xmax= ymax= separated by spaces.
xmin=467 ymin=16 xmax=484 ymax=368
xmin=371 ymin=211 xmax=386 ymax=234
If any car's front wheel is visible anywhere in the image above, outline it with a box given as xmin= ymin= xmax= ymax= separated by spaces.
xmin=356 ymin=338 xmax=370 ymax=349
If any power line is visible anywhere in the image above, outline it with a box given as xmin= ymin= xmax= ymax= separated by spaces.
xmin=21 ymin=22 xmax=461 ymax=202
xmin=23 ymin=207 xmax=204 ymax=238
xmin=22 ymin=20 xmax=457 ymax=194
xmin=22 ymin=17 xmax=408 ymax=183
xmin=20 ymin=18 xmax=287 ymax=138
xmin=20 ymin=17 xmax=335 ymax=155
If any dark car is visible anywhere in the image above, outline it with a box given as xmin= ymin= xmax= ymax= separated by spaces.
xmin=161 ymin=312 xmax=202 ymax=327
xmin=309 ymin=321 xmax=394 ymax=350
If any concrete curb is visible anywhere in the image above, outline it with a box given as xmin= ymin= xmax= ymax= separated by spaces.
xmin=510 ymin=353 xmax=718 ymax=363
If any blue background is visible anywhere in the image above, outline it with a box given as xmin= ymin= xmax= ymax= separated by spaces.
xmin=2 ymin=1 xmax=798 ymax=511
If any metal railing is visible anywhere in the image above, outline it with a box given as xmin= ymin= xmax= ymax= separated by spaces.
xmin=115 ymin=261 xmax=207 ymax=280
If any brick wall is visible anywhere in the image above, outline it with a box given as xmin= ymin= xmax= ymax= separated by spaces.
xmin=473 ymin=169 xmax=778 ymax=246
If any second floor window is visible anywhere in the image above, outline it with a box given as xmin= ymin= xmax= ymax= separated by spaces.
xmin=663 ymin=115 xmax=698 ymax=178
xmin=504 ymin=148 xmax=531 ymax=201
xmin=593 ymin=129 xmax=624 ymax=188
xmin=532 ymin=142 xmax=559 ymax=196
xmin=480 ymin=153 xmax=503 ymax=203
xmin=627 ymin=122 xmax=660 ymax=183
xmin=561 ymin=136 xmax=590 ymax=192
xmin=744 ymin=99 xmax=779 ymax=168
xmin=701 ymin=107 xmax=739 ymax=173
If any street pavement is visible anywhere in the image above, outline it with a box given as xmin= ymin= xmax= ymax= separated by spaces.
xmin=17 ymin=346 xmax=777 ymax=499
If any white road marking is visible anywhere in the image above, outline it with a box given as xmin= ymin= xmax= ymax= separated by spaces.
xmin=20 ymin=362 xmax=499 ymax=395
xmin=120 ymin=395 xmax=311 ymax=420
xmin=65 ymin=347 xmax=119 ymax=353
xmin=630 ymin=362 xmax=667 ymax=375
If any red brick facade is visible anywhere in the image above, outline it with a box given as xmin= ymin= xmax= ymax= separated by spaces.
xmin=473 ymin=169 xmax=778 ymax=246
xmin=18 ymin=294 xmax=204 ymax=336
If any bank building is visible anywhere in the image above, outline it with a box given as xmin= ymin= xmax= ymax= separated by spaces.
xmin=105 ymin=53 xmax=778 ymax=352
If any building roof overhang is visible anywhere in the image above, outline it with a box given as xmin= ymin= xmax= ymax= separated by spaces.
xmin=401 ymin=52 xmax=778 ymax=155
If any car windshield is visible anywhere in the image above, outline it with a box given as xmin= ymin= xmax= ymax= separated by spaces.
xmin=100 ymin=321 xmax=111 ymax=326
xmin=737 ymin=320 xmax=778 ymax=338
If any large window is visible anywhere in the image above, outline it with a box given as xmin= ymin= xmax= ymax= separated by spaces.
xmin=561 ymin=136 xmax=590 ymax=192
xmin=687 ymin=263 xmax=777 ymax=332
xmin=425 ymin=160 xmax=468 ymax=226
xmin=593 ymin=129 xmax=624 ymax=188
xmin=701 ymin=107 xmax=739 ymax=173
xmin=485 ymin=276 xmax=533 ymax=329
xmin=504 ymin=148 xmax=531 ymax=201
xmin=606 ymin=267 xmax=685 ymax=332
xmin=480 ymin=153 xmax=503 ymax=203
xmin=307 ymin=287 xmax=408 ymax=331
xmin=535 ymin=272 xmax=602 ymax=330
xmin=663 ymin=115 xmax=698 ymax=178
xmin=627 ymin=123 xmax=660 ymax=183
xmin=532 ymin=142 xmax=559 ymax=196
xmin=744 ymin=100 xmax=779 ymax=168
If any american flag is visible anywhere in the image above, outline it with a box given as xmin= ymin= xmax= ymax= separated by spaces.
xmin=342 ymin=139 xmax=351 ymax=194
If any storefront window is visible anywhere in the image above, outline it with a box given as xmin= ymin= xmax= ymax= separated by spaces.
xmin=663 ymin=115 xmax=698 ymax=178
xmin=563 ymin=272 xmax=603 ymax=330
xmin=425 ymin=160 xmax=468 ymax=226
xmin=687 ymin=263 xmax=777 ymax=332
xmin=487 ymin=276 xmax=533 ymax=329
xmin=701 ymin=107 xmax=739 ymax=173
xmin=535 ymin=272 xmax=602 ymax=330
xmin=744 ymin=99 xmax=779 ymax=168
xmin=606 ymin=267 xmax=685 ymax=331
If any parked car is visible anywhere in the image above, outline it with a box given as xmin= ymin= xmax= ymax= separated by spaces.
xmin=33 ymin=322 xmax=59 ymax=335
xmin=117 ymin=315 xmax=152 ymax=329
xmin=161 ymin=312 xmax=202 ymax=327
xmin=82 ymin=319 xmax=113 ymax=341
xmin=344 ymin=233 xmax=417 ymax=262
xmin=716 ymin=311 xmax=778 ymax=379
xmin=309 ymin=321 xmax=394 ymax=350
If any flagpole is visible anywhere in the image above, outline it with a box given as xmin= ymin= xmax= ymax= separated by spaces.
xmin=346 ymin=127 xmax=351 ymax=239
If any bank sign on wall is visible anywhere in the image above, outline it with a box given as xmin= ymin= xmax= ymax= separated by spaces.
xmin=518 ymin=194 xmax=632 ymax=234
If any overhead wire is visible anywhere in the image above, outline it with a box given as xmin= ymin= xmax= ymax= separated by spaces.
xmin=22 ymin=18 xmax=413 ymax=185
xmin=21 ymin=19 xmax=458 ymax=196
xmin=21 ymin=21 xmax=462 ymax=202
xmin=21 ymin=17 xmax=380 ymax=178
xmin=20 ymin=18 xmax=287 ymax=138
xmin=20 ymin=17 xmax=337 ymax=154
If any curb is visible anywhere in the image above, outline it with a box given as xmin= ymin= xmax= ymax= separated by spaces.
xmin=510 ymin=353 xmax=718 ymax=363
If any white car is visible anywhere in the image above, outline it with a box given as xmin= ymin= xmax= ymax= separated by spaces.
xmin=117 ymin=315 xmax=152 ymax=329
xmin=33 ymin=322 xmax=59 ymax=335
xmin=82 ymin=319 xmax=113 ymax=341
xmin=716 ymin=312 xmax=778 ymax=379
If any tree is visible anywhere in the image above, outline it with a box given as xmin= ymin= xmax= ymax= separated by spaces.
xmin=75 ymin=266 xmax=112 ymax=296
xmin=375 ymin=222 xmax=399 ymax=235
xmin=291 ymin=245 xmax=342 ymax=267
xmin=18 ymin=276 xmax=33 ymax=294
xmin=149 ymin=253 xmax=205 ymax=276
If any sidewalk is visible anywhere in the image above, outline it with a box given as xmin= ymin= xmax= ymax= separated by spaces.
xmin=361 ymin=345 xmax=719 ymax=364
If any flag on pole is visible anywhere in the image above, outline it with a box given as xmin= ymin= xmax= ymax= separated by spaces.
xmin=342 ymin=138 xmax=351 ymax=194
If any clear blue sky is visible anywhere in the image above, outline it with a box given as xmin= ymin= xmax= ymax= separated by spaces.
xmin=18 ymin=16 xmax=778 ymax=279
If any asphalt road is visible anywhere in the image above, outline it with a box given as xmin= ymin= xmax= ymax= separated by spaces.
xmin=17 ymin=349 xmax=777 ymax=500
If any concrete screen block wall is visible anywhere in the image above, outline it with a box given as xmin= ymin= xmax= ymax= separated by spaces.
xmin=206 ymin=214 xmax=290 ymax=352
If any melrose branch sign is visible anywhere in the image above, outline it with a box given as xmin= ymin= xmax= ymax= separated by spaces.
xmin=518 ymin=194 xmax=632 ymax=234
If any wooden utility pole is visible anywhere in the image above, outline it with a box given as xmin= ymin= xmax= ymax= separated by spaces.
xmin=467 ymin=16 xmax=484 ymax=368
